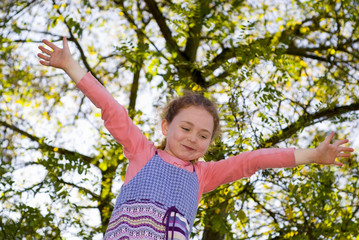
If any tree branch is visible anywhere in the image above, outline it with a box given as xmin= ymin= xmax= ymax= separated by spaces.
xmin=203 ymin=38 xmax=272 ymax=79
xmin=258 ymin=103 xmax=359 ymax=148
xmin=143 ymin=0 xmax=182 ymax=58
xmin=114 ymin=0 xmax=146 ymax=114
xmin=114 ymin=0 xmax=167 ymax=60
xmin=51 ymin=0 xmax=101 ymax=84
xmin=183 ymin=0 xmax=210 ymax=62
xmin=0 ymin=120 xmax=94 ymax=165
xmin=0 ymin=0 xmax=37 ymax=28
xmin=56 ymin=178 xmax=101 ymax=201
xmin=143 ymin=0 xmax=209 ymax=88
xmin=285 ymin=47 xmax=329 ymax=62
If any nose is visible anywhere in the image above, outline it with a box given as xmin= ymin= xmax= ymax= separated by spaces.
xmin=187 ymin=132 xmax=196 ymax=143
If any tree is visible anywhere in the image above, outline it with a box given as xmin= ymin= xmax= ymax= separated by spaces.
xmin=1 ymin=0 xmax=358 ymax=239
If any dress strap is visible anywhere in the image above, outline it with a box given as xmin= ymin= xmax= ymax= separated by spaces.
xmin=163 ymin=206 xmax=180 ymax=240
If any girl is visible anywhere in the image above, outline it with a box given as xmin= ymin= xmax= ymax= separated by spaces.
xmin=38 ymin=37 xmax=353 ymax=240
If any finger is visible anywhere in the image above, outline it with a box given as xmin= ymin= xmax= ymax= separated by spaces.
xmin=38 ymin=45 xmax=52 ymax=55
xmin=63 ymin=37 xmax=69 ymax=49
xmin=37 ymin=53 xmax=51 ymax=61
xmin=332 ymin=161 xmax=343 ymax=167
xmin=333 ymin=139 xmax=349 ymax=147
xmin=39 ymin=60 xmax=50 ymax=66
xmin=337 ymin=152 xmax=352 ymax=158
xmin=324 ymin=131 xmax=335 ymax=144
xmin=42 ymin=39 xmax=58 ymax=50
xmin=338 ymin=146 xmax=354 ymax=152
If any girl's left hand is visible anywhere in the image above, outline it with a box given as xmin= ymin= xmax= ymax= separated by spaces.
xmin=313 ymin=132 xmax=354 ymax=167
xmin=38 ymin=37 xmax=73 ymax=71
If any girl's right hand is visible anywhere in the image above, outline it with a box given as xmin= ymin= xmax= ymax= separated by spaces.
xmin=38 ymin=37 xmax=73 ymax=71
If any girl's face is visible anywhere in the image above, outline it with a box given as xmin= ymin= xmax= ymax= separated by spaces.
xmin=161 ymin=106 xmax=214 ymax=161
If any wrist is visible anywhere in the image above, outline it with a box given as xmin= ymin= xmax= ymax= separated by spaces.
xmin=62 ymin=57 xmax=77 ymax=73
xmin=308 ymin=148 xmax=319 ymax=164
xmin=63 ymin=59 xmax=87 ymax=84
xmin=294 ymin=148 xmax=318 ymax=166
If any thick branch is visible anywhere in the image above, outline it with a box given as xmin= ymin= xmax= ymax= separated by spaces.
xmin=285 ymin=47 xmax=329 ymax=62
xmin=203 ymin=46 xmax=243 ymax=76
xmin=0 ymin=120 xmax=94 ymax=164
xmin=184 ymin=0 xmax=210 ymax=61
xmin=143 ymin=0 xmax=208 ymax=88
xmin=129 ymin=67 xmax=140 ymax=115
xmin=203 ymin=38 xmax=272 ymax=78
xmin=143 ymin=0 xmax=182 ymax=58
xmin=114 ymin=0 xmax=145 ymax=114
xmin=258 ymin=103 xmax=359 ymax=148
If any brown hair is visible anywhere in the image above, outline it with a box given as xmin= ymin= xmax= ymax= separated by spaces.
xmin=158 ymin=92 xmax=221 ymax=150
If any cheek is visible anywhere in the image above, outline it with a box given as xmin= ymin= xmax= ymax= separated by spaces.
xmin=200 ymin=140 xmax=211 ymax=151
xmin=168 ymin=129 xmax=183 ymax=142
xmin=173 ymin=129 xmax=186 ymax=139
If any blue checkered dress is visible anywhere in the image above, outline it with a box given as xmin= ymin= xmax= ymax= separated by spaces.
xmin=104 ymin=153 xmax=199 ymax=240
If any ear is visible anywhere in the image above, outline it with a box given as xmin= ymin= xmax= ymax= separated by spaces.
xmin=161 ymin=119 xmax=169 ymax=136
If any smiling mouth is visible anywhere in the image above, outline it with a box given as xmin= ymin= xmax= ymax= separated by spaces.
xmin=183 ymin=145 xmax=195 ymax=151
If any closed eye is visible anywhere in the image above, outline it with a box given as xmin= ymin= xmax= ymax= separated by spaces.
xmin=182 ymin=127 xmax=190 ymax=131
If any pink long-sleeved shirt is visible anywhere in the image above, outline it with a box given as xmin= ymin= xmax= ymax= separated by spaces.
xmin=76 ymin=72 xmax=296 ymax=202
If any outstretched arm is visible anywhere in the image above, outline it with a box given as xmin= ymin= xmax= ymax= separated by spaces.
xmin=199 ymin=132 xmax=353 ymax=194
xmin=294 ymin=132 xmax=353 ymax=167
xmin=38 ymin=37 xmax=86 ymax=84
xmin=38 ymin=37 xmax=153 ymax=160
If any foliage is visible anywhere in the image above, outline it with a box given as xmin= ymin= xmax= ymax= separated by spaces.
xmin=1 ymin=0 xmax=358 ymax=239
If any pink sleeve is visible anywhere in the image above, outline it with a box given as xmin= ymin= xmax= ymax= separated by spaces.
xmin=197 ymin=148 xmax=296 ymax=194
xmin=76 ymin=72 xmax=151 ymax=159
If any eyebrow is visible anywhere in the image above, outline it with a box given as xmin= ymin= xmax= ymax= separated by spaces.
xmin=180 ymin=121 xmax=212 ymax=134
